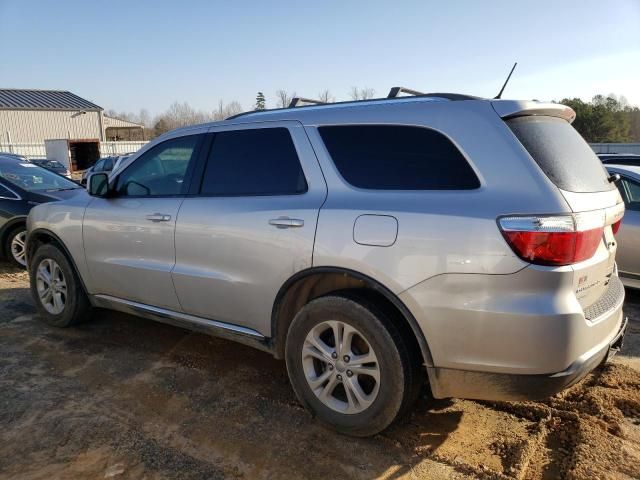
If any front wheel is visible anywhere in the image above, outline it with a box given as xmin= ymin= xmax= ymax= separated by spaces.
xmin=29 ymin=243 xmax=91 ymax=327
xmin=5 ymin=225 xmax=27 ymax=268
xmin=285 ymin=294 xmax=421 ymax=437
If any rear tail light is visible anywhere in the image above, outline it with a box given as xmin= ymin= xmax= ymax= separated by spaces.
xmin=612 ymin=219 xmax=622 ymax=235
xmin=499 ymin=213 xmax=606 ymax=266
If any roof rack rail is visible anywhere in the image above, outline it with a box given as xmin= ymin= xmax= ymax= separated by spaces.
xmin=387 ymin=86 xmax=425 ymax=98
xmin=289 ymin=97 xmax=327 ymax=108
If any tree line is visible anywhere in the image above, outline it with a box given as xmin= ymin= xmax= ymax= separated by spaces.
xmin=107 ymin=90 xmax=640 ymax=143
xmin=560 ymin=94 xmax=640 ymax=143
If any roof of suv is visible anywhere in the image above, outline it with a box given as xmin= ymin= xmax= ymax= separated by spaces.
xmin=165 ymin=95 xmax=576 ymax=139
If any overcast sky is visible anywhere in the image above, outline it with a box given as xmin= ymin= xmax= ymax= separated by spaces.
xmin=1 ymin=0 xmax=638 ymax=115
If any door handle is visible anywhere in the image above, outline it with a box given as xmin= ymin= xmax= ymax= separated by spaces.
xmin=269 ymin=217 xmax=304 ymax=229
xmin=145 ymin=213 xmax=172 ymax=222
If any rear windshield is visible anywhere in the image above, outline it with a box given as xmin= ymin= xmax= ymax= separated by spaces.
xmin=507 ymin=116 xmax=613 ymax=193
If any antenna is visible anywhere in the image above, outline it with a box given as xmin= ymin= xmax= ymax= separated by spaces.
xmin=494 ymin=62 xmax=517 ymax=99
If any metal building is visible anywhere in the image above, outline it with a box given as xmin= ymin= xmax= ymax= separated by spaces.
xmin=0 ymin=89 xmax=144 ymax=171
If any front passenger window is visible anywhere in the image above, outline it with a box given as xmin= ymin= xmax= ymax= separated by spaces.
xmin=116 ymin=135 xmax=200 ymax=196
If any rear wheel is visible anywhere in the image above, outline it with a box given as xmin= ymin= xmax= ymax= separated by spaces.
xmin=285 ymin=294 xmax=421 ymax=437
xmin=4 ymin=225 xmax=27 ymax=268
xmin=29 ymin=243 xmax=91 ymax=327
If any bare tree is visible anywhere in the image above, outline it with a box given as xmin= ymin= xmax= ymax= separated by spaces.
xmin=161 ymin=101 xmax=208 ymax=129
xmin=138 ymin=108 xmax=151 ymax=127
xmin=212 ymin=100 xmax=244 ymax=120
xmin=318 ymin=90 xmax=335 ymax=103
xmin=349 ymin=87 xmax=376 ymax=100
xmin=276 ymin=90 xmax=297 ymax=108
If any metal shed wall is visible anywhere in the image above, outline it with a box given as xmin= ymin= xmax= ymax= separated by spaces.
xmin=0 ymin=110 xmax=103 ymax=143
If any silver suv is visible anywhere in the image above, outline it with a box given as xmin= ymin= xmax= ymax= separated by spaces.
xmin=26 ymin=93 xmax=627 ymax=436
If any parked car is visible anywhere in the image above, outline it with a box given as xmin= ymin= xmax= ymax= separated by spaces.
xmin=0 ymin=157 xmax=83 ymax=267
xmin=598 ymin=153 xmax=640 ymax=167
xmin=0 ymin=153 xmax=29 ymax=162
xmin=606 ymin=164 xmax=640 ymax=289
xmin=27 ymin=93 xmax=626 ymax=437
xmin=80 ymin=155 xmax=130 ymax=186
xmin=30 ymin=159 xmax=72 ymax=178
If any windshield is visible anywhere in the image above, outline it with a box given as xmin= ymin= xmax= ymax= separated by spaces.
xmin=0 ymin=162 xmax=80 ymax=191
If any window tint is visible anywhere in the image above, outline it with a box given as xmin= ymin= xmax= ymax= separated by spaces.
xmin=116 ymin=135 xmax=200 ymax=196
xmin=200 ymin=128 xmax=307 ymax=196
xmin=507 ymin=116 xmax=614 ymax=193
xmin=318 ymin=125 xmax=479 ymax=190
xmin=619 ymin=177 xmax=640 ymax=211
xmin=93 ymin=158 xmax=105 ymax=171
xmin=0 ymin=183 xmax=18 ymax=199
xmin=103 ymin=157 xmax=114 ymax=171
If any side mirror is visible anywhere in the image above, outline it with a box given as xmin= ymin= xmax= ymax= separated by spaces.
xmin=88 ymin=172 xmax=110 ymax=197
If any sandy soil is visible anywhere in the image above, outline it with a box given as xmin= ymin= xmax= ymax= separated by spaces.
xmin=0 ymin=263 xmax=639 ymax=480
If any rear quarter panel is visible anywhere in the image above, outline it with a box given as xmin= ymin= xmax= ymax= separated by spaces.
xmin=305 ymin=100 xmax=571 ymax=293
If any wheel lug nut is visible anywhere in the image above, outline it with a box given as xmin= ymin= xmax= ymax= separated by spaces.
xmin=328 ymin=364 xmax=334 ymax=371
xmin=331 ymin=352 xmax=338 ymax=359
xmin=343 ymin=355 xmax=350 ymax=362
xmin=346 ymin=370 xmax=353 ymax=377
xmin=336 ymin=374 xmax=342 ymax=381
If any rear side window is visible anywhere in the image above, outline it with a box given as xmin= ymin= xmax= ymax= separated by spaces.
xmin=201 ymin=128 xmax=307 ymax=196
xmin=318 ymin=125 xmax=480 ymax=190
xmin=0 ymin=183 xmax=18 ymax=199
xmin=507 ymin=116 xmax=613 ymax=193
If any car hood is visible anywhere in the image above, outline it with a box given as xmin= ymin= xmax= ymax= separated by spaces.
xmin=28 ymin=187 xmax=87 ymax=203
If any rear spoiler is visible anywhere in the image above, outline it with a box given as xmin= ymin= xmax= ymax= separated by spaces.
xmin=491 ymin=100 xmax=576 ymax=124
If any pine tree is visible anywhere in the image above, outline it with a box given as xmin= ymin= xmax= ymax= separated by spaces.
xmin=255 ymin=92 xmax=266 ymax=110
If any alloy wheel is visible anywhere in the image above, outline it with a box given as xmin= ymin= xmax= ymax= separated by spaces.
xmin=36 ymin=258 xmax=67 ymax=315
xmin=10 ymin=230 xmax=27 ymax=267
xmin=302 ymin=320 xmax=380 ymax=414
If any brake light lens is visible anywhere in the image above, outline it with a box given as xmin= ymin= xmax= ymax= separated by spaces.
xmin=612 ymin=219 xmax=622 ymax=235
xmin=499 ymin=213 xmax=605 ymax=266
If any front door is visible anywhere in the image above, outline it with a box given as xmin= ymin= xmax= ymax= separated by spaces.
xmin=172 ymin=122 xmax=327 ymax=335
xmin=83 ymin=133 xmax=204 ymax=310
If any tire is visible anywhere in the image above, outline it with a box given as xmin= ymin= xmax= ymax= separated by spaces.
xmin=29 ymin=243 xmax=91 ymax=327
xmin=4 ymin=224 xmax=27 ymax=268
xmin=285 ymin=294 xmax=421 ymax=437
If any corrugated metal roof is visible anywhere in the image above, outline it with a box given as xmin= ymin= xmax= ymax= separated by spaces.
xmin=103 ymin=115 xmax=143 ymax=128
xmin=0 ymin=89 xmax=102 ymax=111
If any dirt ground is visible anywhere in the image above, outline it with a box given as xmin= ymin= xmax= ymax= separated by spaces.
xmin=0 ymin=263 xmax=639 ymax=480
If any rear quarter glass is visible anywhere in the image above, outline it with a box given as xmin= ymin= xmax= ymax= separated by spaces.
xmin=507 ymin=116 xmax=614 ymax=193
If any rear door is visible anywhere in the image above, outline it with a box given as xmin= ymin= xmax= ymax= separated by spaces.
xmin=83 ymin=134 xmax=204 ymax=310
xmin=172 ymin=121 xmax=327 ymax=335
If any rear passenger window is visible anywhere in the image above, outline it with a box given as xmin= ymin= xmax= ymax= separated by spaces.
xmin=0 ymin=183 xmax=18 ymax=199
xmin=200 ymin=128 xmax=307 ymax=196
xmin=318 ymin=125 xmax=480 ymax=190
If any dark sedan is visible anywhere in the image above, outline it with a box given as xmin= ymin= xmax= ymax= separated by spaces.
xmin=30 ymin=159 xmax=72 ymax=178
xmin=0 ymin=157 xmax=84 ymax=267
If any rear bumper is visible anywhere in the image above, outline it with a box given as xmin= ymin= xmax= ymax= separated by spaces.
xmin=428 ymin=315 xmax=627 ymax=401
xmin=400 ymin=267 xmax=627 ymax=400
